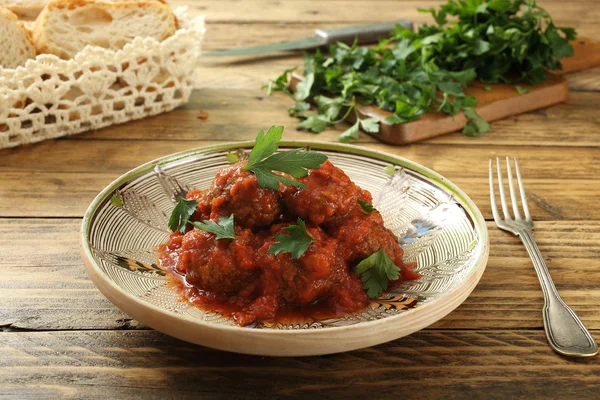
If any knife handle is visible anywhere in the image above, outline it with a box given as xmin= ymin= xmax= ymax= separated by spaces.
xmin=314 ymin=20 xmax=413 ymax=46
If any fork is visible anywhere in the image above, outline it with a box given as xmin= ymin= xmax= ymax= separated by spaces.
xmin=489 ymin=157 xmax=598 ymax=357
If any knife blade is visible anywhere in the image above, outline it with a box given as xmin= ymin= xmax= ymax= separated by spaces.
xmin=204 ymin=20 xmax=413 ymax=57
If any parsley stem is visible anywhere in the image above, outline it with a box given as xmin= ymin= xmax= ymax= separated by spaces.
xmin=333 ymin=97 xmax=356 ymax=125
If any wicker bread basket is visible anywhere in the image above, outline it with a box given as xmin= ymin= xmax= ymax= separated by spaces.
xmin=0 ymin=6 xmax=204 ymax=149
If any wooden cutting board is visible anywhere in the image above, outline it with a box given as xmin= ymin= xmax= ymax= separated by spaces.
xmin=290 ymin=38 xmax=600 ymax=144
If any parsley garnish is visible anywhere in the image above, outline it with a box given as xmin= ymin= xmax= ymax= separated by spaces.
xmin=191 ymin=214 xmax=237 ymax=240
xmin=355 ymin=249 xmax=400 ymax=299
xmin=168 ymin=199 xmax=237 ymax=240
xmin=515 ymin=86 xmax=532 ymax=95
xmin=268 ymin=218 xmax=314 ymax=259
xmin=241 ymin=126 xmax=328 ymax=190
xmin=357 ymin=199 xmax=377 ymax=213
xmin=267 ymin=0 xmax=576 ymax=142
xmin=168 ymin=198 xmax=198 ymax=233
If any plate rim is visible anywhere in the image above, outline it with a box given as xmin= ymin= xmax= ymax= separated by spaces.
xmin=81 ymin=141 xmax=489 ymax=353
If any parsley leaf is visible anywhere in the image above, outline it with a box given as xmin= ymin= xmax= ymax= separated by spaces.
xmin=191 ymin=214 xmax=237 ymax=240
xmin=360 ymin=118 xmax=380 ymax=133
xmin=288 ymin=101 xmax=311 ymax=116
xmin=268 ymin=218 xmax=314 ymax=259
xmin=355 ymin=249 xmax=400 ymax=299
xmin=245 ymin=126 xmax=283 ymax=168
xmin=268 ymin=0 xmax=576 ymax=141
xmin=294 ymin=72 xmax=314 ymax=101
xmin=168 ymin=198 xmax=198 ymax=233
xmin=357 ymin=199 xmax=377 ymax=213
xmin=515 ymin=86 xmax=532 ymax=95
xmin=110 ymin=194 xmax=123 ymax=208
xmin=463 ymin=107 xmax=490 ymax=136
xmin=226 ymin=151 xmax=239 ymax=163
xmin=339 ymin=120 xmax=360 ymax=143
xmin=482 ymin=86 xmax=493 ymax=92
xmin=299 ymin=114 xmax=330 ymax=133
xmin=241 ymin=126 xmax=328 ymax=190
xmin=264 ymin=67 xmax=296 ymax=95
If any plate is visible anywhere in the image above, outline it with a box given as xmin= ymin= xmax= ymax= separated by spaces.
xmin=81 ymin=141 xmax=489 ymax=356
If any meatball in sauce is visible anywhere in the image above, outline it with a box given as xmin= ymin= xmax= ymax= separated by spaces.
xmin=158 ymin=160 xmax=420 ymax=326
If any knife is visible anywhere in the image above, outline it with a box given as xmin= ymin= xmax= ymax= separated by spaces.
xmin=204 ymin=20 xmax=413 ymax=57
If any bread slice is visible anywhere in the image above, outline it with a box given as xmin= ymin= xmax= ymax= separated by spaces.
xmin=0 ymin=6 xmax=36 ymax=68
xmin=32 ymin=0 xmax=177 ymax=59
xmin=0 ymin=0 xmax=45 ymax=21
xmin=0 ymin=0 xmax=168 ymax=21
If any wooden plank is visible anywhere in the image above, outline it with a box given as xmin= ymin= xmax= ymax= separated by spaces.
xmin=173 ymin=0 xmax=600 ymax=28
xmin=0 ymin=330 xmax=598 ymax=399
xmin=1 ymin=219 xmax=599 ymax=330
xmin=2 ymin=138 xmax=599 ymax=178
xmin=69 ymin=90 xmax=600 ymax=147
xmin=200 ymin=21 xmax=600 ymax=53
xmin=0 ymin=173 xmax=117 ymax=218
xmin=1 ymin=173 xmax=598 ymax=221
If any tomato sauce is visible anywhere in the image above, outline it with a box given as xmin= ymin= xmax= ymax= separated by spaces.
xmin=158 ymin=160 xmax=420 ymax=326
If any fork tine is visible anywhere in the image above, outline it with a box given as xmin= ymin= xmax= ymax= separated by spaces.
xmin=505 ymin=157 xmax=522 ymax=220
xmin=496 ymin=157 xmax=511 ymax=219
xmin=514 ymin=158 xmax=531 ymax=222
xmin=489 ymin=159 xmax=502 ymax=223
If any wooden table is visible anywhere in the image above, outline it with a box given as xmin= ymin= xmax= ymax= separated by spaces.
xmin=1 ymin=0 xmax=599 ymax=398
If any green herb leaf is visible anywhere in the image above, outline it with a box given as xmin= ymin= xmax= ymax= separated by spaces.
xmin=482 ymin=86 xmax=493 ymax=92
xmin=226 ymin=151 xmax=239 ymax=163
xmin=515 ymin=86 xmax=532 ymax=95
xmin=360 ymin=118 xmax=380 ymax=133
xmin=169 ymin=198 xmax=198 ymax=233
xmin=357 ymin=199 xmax=377 ymax=213
xmin=338 ymin=121 xmax=360 ymax=143
xmin=245 ymin=126 xmax=284 ymax=168
xmin=298 ymin=114 xmax=331 ymax=133
xmin=264 ymin=67 xmax=296 ymax=95
xmin=268 ymin=218 xmax=314 ymax=259
xmin=191 ymin=214 xmax=237 ymax=240
xmin=254 ymin=148 xmax=328 ymax=179
xmin=110 ymin=194 xmax=123 ymax=208
xmin=294 ymin=72 xmax=314 ymax=101
xmin=463 ymin=107 xmax=490 ymax=136
xmin=289 ymin=101 xmax=311 ymax=116
xmin=242 ymin=126 xmax=328 ymax=190
xmin=355 ymin=249 xmax=400 ymax=298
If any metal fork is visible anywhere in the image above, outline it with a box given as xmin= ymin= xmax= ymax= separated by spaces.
xmin=489 ymin=157 xmax=598 ymax=357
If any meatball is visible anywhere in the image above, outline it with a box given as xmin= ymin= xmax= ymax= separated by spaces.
xmin=260 ymin=224 xmax=337 ymax=305
xmin=231 ymin=224 xmax=369 ymax=326
xmin=176 ymin=227 xmax=260 ymax=294
xmin=283 ymin=160 xmax=372 ymax=225
xmin=330 ymin=210 xmax=421 ymax=281
xmin=191 ymin=162 xmax=282 ymax=229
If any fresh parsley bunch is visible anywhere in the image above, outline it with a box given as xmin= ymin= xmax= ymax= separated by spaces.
xmin=267 ymin=0 xmax=576 ymax=141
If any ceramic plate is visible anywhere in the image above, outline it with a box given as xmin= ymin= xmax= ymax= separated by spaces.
xmin=81 ymin=141 xmax=489 ymax=356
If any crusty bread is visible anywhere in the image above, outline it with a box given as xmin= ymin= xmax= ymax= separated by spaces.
xmin=0 ymin=0 xmax=45 ymax=21
xmin=0 ymin=6 xmax=36 ymax=68
xmin=32 ymin=0 xmax=176 ymax=59
xmin=0 ymin=0 xmax=167 ymax=20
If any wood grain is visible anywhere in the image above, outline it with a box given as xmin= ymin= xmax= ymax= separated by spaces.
xmin=0 ymin=330 xmax=598 ymax=399
xmin=1 ymin=173 xmax=598 ymax=221
xmin=69 ymin=90 xmax=600 ymax=147
xmin=1 ymin=0 xmax=599 ymax=394
xmin=175 ymin=0 xmax=600 ymax=27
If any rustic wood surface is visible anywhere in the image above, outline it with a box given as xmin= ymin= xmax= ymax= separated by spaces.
xmin=0 ymin=0 xmax=599 ymax=398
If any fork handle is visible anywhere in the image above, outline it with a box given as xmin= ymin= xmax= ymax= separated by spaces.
xmin=519 ymin=230 xmax=598 ymax=357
